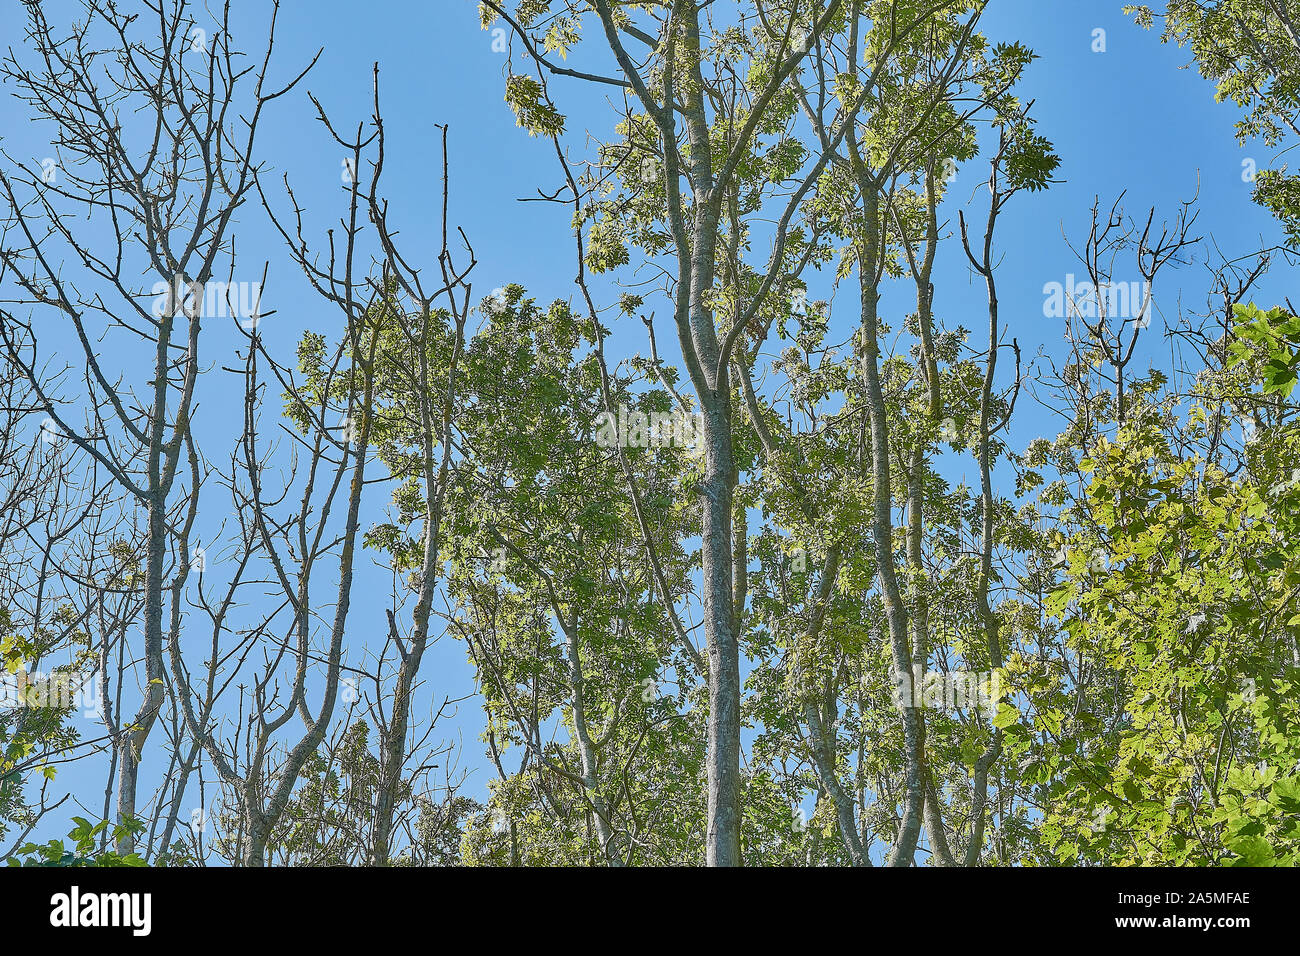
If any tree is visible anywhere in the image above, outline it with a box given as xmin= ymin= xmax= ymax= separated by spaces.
xmin=445 ymin=287 xmax=703 ymax=865
xmin=3 ymin=0 xmax=1300 ymax=871
xmin=1015 ymin=309 xmax=1300 ymax=864
xmin=481 ymin=0 xmax=1056 ymax=866
xmin=0 ymin=0 xmax=314 ymax=852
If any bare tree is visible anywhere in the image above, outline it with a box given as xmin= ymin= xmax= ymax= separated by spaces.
xmin=0 ymin=0 xmax=314 ymax=851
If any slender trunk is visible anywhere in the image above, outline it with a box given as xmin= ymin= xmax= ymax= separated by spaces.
xmin=805 ymin=699 xmax=870 ymax=864
xmin=795 ymin=544 xmax=871 ymax=865
xmin=372 ymin=498 xmax=442 ymax=862
xmin=244 ymin=341 xmax=375 ymax=866
xmin=906 ymin=180 xmax=954 ymax=865
xmin=967 ymin=228 xmax=1005 ymax=867
xmin=371 ymin=603 xmax=428 ymax=864
xmin=115 ymin=457 xmax=169 ymax=852
xmin=854 ymin=184 xmax=925 ymax=867
xmin=701 ymin=394 xmax=741 ymax=865
xmin=563 ymin=615 xmax=623 ymax=865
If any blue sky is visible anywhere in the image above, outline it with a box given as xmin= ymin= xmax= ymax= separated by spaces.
xmin=1 ymin=0 xmax=1291 ymax=853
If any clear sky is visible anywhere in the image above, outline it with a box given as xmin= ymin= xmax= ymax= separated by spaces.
xmin=1 ymin=0 xmax=1290 ymax=851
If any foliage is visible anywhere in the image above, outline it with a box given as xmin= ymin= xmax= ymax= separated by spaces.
xmin=7 ymin=819 xmax=146 ymax=867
